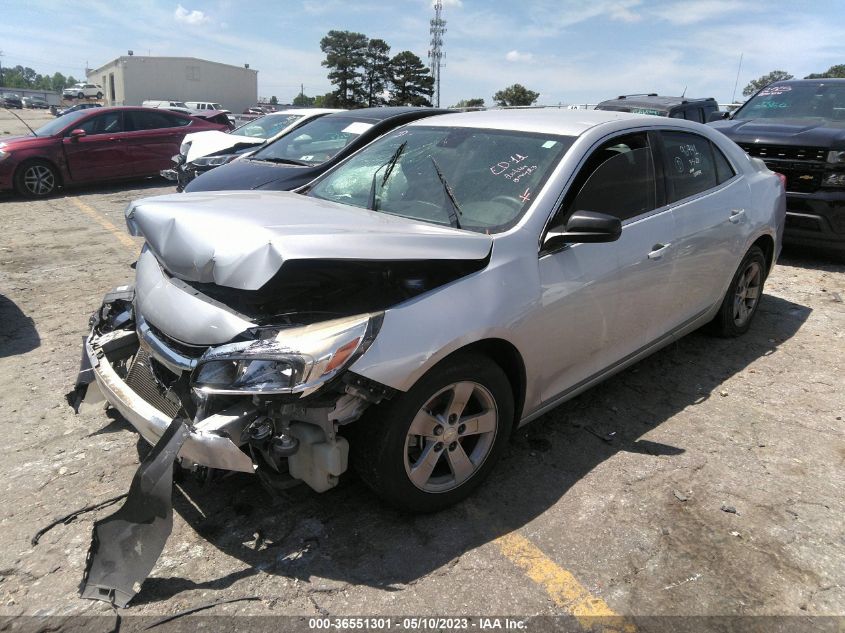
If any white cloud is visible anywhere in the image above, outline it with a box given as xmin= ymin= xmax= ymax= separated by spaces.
xmin=505 ymin=50 xmax=533 ymax=62
xmin=174 ymin=4 xmax=210 ymax=25
xmin=649 ymin=0 xmax=755 ymax=25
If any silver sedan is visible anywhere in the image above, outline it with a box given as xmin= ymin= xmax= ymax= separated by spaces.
xmin=77 ymin=108 xmax=785 ymax=513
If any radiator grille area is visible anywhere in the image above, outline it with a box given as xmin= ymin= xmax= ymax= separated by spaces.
xmin=125 ymin=348 xmax=183 ymax=418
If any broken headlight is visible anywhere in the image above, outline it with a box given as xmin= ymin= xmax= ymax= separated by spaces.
xmin=192 ymin=154 xmax=236 ymax=168
xmin=192 ymin=312 xmax=382 ymax=396
xmin=179 ymin=140 xmax=191 ymax=156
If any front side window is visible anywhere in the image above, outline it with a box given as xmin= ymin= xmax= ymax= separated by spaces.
xmin=562 ymin=132 xmax=657 ymax=222
xmin=250 ymin=116 xmax=376 ymax=166
xmin=74 ymin=112 xmax=123 ymax=135
xmin=660 ymin=131 xmax=719 ymax=202
xmin=309 ymin=126 xmax=573 ymax=233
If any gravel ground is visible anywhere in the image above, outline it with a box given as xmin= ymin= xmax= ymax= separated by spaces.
xmin=0 ymin=108 xmax=843 ymax=630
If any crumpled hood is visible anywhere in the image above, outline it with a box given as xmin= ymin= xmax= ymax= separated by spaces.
xmin=710 ymin=118 xmax=845 ymax=148
xmin=125 ymin=191 xmax=493 ymax=291
xmin=183 ymin=130 xmax=264 ymax=162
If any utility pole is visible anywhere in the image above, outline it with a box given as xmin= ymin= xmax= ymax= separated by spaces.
xmin=428 ymin=1 xmax=446 ymax=108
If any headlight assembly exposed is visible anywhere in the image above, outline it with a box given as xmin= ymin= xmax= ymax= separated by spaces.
xmin=179 ymin=140 xmax=191 ymax=156
xmin=192 ymin=312 xmax=383 ymax=396
xmin=191 ymin=154 xmax=236 ymax=168
xmin=826 ymin=150 xmax=845 ymax=164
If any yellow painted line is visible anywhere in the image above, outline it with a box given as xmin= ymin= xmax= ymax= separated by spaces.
xmin=69 ymin=197 xmax=138 ymax=251
xmin=493 ymin=531 xmax=636 ymax=632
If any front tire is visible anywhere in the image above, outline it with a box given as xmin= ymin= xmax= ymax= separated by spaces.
xmin=15 ymin=160 xmax=58 ymax=198
xmin=96 ymin=92 xmax=103 ymax=99
xmin=77 ymin=92 xmax=85 ymax=99
xmin=709 ymin=245 xmax=766 ymax=337
xmin=353 ymin=353 xmax=514 ymax=513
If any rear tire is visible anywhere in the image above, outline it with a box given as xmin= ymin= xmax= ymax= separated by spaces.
xmin=709 ymin=245 xmax=766 ymax=337
xmin=353 ymin=353 xmax=514 ymax=513
xmin=96 ymin=92 xmax=103 ymax=99
xmin=14 ymin=160 xmax=59 ymax=198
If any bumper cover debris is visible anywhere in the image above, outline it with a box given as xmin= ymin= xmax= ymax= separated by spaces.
xmin=80 ymin=418 xmax=189 ymax=608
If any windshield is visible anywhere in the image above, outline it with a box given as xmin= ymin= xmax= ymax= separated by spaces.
xmin=309 ymin=126 xmax=574 ymax=233
xmin=33 ymin=110 xmax=89 ymax=136
xmin=232 ymin=113 xmax=304 ymax=139
xmin=250 ymin=116 xmax=375 ymax=166
xmin=734 ymin=83 xmax=845 ymax=123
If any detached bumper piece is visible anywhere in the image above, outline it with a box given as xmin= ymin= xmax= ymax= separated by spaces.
xmin=80 ymin=418 xmax=189 ymax=608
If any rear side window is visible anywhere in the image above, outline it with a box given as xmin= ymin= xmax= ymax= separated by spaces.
xmin=563 ymin=132 xmax=657 ymax=222
xmin=126 ymin=111 xmax=190 ymax=130
xmin=660 ymin=131 xmax=718 ymax=202
xmin=713 ymin=144 xmax=735 ymax=183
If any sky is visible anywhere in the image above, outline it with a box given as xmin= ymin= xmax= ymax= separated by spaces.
xmin=1 ymin=0 xmax=844 ymax=107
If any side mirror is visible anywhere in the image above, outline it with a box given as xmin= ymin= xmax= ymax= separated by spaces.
xmin=69 ymin=128 xmax=86 ymax=140
xmin=707 ymin=110 xmax=730 ymax=123
xmin=543 ymin=211 xmax=622 ymax=251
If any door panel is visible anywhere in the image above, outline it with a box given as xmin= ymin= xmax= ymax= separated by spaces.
xmin=124 ymin=111 xmax=191 ymax=175
xmin=534 ymin=208 xmax=675 ymax=403
xmin=660 ymin=131 xmax=752 ymax=327
xmin=531 ymin=131 xmax=677 ymax=404
xmin=61 ymin=112 xmax=131 ymax=182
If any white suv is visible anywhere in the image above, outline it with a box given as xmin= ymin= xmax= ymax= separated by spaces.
xmin=63 ymin=83 xmax=103 ymax=99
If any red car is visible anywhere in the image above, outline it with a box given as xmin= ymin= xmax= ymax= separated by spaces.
xmin=0 ymin=106 xmax=228 ymax=197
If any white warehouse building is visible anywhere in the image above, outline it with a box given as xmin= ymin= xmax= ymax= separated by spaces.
xmin=87 ymin=55 xmax=258 ymax=113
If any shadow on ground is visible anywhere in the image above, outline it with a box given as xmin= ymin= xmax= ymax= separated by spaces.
xmin=0 ymin=295 xmax=40 ymax=358
xmin=112 ymin=293 xmax=811 ymax=605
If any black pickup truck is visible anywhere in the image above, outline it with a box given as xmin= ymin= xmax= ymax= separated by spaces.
xmin=709 ymin=79 xmax=845 ymax=252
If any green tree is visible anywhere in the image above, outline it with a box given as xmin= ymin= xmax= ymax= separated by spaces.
xmin=314 ymin=92 xmax=340 ymax=108
xmin=269 ymin=95 xmax=278 ymax=105
xmin=452 ymin=98 xmax=485 ymax=108
xmin=742 ymin=70 xmax=793 ymax=96
xmin=805 ymin=64 xmax=845 ymax=79
xmin=66 ymin=75 xmax=78 ymax=87
xmin=493 ymin=83 xmax=539 ymax=107
xmin=51 ymin=72 xmax=67 ymax=92
xmin=362 ymin=38 xmax=391 ymax=107
xmin=293 ymin=92 xmax=315 ymax=107
xmin=388 ymin=51 xmax=433 ymax=106
xmin=320 ymin=29 xmax=368 ymax=107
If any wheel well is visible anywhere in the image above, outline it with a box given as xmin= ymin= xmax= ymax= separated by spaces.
xmin=448 ymin=338 xmax=527 ymax=424
xmin=752 ymin=234 xmax=775 ymax=276
xmin=14 ymin=157 xmax=63 ymax=187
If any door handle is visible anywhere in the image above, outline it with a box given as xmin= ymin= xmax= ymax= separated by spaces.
xmin=729 ymin=208 xmax=746 ymax=224
xmin=648 ymin=243 xmax=671 ymax=260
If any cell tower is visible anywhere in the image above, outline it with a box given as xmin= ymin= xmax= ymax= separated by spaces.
xmin=428 ymin=1 xmax=446 ymax=108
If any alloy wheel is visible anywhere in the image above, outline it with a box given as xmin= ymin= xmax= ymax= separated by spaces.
xmin=733 ymin=260 xmax=762 ymax=326
xmin=403 ymin=381 xmax=498 ymax=493
xmin=23 ymin=164 xmax=55 ymax=196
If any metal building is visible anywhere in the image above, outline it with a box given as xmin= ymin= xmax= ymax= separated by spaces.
xmin=87 ymin=55 xmax=258 ymax=113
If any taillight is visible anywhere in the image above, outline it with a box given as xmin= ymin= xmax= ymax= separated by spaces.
xmin=774 ymin=172 xmax=787 ymax=188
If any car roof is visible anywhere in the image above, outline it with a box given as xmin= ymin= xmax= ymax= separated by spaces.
xmin=322 ymin=106 xmax=451 ymax=122
xmin=268 ymin=108 xmax=345 ymax=116
xmin=405 ymin=108 xmax=652 ymax=136
xmin=597 ymin=95 xmax=716 ymax=110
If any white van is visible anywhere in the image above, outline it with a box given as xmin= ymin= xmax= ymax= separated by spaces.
xmin=142 ymin=100 xmax=192 ymax=114
xmin=186 ymin=101 xmax=226 ymax=112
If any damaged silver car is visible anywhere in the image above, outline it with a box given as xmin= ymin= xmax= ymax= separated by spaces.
xmin=72 ymin=109 xmax=785 ymax=605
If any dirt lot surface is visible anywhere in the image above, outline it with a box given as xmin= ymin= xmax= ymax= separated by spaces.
xmin=0 ymin=109 xmax=843 ymax=630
